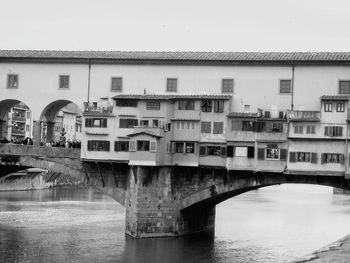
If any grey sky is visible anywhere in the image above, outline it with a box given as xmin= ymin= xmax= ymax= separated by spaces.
xmin=1 ymin=0 xmax=350 ymax=51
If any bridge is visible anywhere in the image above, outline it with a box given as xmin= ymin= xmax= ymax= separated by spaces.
xmin=1 ymin=143 xmax=349 ymax=238
xmin=2 ymin=50 xmax=350 ymax=238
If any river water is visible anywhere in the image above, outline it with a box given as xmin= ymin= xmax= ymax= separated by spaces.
xmin=0 ymin=184 xmax=350 ymax=263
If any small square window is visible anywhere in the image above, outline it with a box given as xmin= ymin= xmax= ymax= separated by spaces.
xmin=59 ymin=75 xmax=69 ymax=89
xmin=339 ymin=80 xmax=350 ymax=94
xmin=336 ymin=103 xmax=345 ymax=112
xmin=324 ymin=103 xmax=332 ymax=112
xmin=280 ymin=79 xmax=291 ymax=94
xmin=7 ymin=74 xmax=18 ymax=89
xmin=111 ymin=77 xmax=122 ymax=91
xmin=222 ymin=79 xmax=234 ymax=93
xmin=166 ymin=78 xmax=177 ymax=92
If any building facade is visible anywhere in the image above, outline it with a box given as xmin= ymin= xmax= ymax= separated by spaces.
xmin=1 ymin=51 xmax=350 ymax=177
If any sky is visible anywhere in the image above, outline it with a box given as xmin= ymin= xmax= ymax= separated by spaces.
xmin=1 ymin=0 xmax=350 ymax=52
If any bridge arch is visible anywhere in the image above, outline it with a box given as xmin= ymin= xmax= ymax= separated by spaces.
xmin=0 ymin=99 xmax=34 ymax=141
xmin=179 ymin=172 xmax=350 ymax=210
xmin=39 ymin=99 xmax=83 ymax=143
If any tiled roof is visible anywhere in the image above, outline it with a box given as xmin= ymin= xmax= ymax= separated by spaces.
xmin=227 ymin=112 xmax=258 ymax=118
xmin=2 ymin=50 xmax=350 ymax=64
xmin=320 ymin=95 xmax=349 ymax=101
xmin=113 ymin=94 xmax=231 ymax=100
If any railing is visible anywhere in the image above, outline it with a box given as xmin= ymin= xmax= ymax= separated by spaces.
xmin=12 ymin=115 xmax=26 ymax=122
xmin=287 ymin=110 xmax=320 ymax=120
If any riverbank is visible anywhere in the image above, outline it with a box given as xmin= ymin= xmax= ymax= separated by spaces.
xmin=293 ymin=234 xmax=350 ymax=262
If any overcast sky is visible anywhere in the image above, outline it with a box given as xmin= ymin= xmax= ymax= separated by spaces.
xmin=1 ymin=0 xmax=350 ymax=52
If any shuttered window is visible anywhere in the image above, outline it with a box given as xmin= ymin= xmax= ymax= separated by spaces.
xmin=59 ymin=75 xmax=69 ymax=89
xmin=222 ymin=79 xmax=234 ymax=93
xmin=137 ymin=140 xmax=150 ymax=151
xmin=111 ymin=77 xmax=122 ymax=91
xmin=7 ymin=74 xmax=18 ymax=89
xmin=213 ymin=122 xmax=224 ymax=134
xmin=201 ymin=100 xmax=213 ymax=112
xmin=306 ymin=125 xmax=316 ymax=134
xmin=119 ymin=119 xmax=138 ymax=128
xmin=87 ymin=140 xmax=110 ymax=151
xmin=227 ymin=146 xmax=234 ymax=157
xmin=294 ymin=125 xmax=303 ymax=134
xmin=280 ymin=149 xmax=287 ymax=161
xmin=280 ymin=79 xmax=292 ymax=94
xmin=178 ymin=100 xmax=195 ymax=110
xmin=339 ymin=80 xmax=350 ymax=94
xmin=213 ymin=100 xmax=224 ymax=113
xmin=201 ymin=122 xmax=211 ymax=133
xmin=321 ymin=153 xmax=344 ymax=164
xmin=247 ymin=147 xmax=255 ymax=158
xmin=150 ymin=141 xmax=157 ymax=152
xmin=114 ymin=141 xmax=129 ymax=151
xmin=290 ymin=152 xmax=317 ymax=163
xmin=257 ymin=148 xmax=265 ymax=160
xmin=146 ymin=101 xmax=160 ymax=110
xmin=199 ymin=146 xmax=207 ymax=156
xmin=324 ymin=126 xmax=343 ymax=137
xmin=166 ymin=78 xmax=177 ymax=92
xmin=85 ymin=118 xmax=107 ymax=128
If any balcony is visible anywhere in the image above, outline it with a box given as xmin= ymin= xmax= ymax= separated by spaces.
xmin=173 ymin=109 xmax=200 ymax=121
xmin=288 ymin=110 xmax=320 ymax=122
xmin=83 ymin=102 xmax=114 ymax=117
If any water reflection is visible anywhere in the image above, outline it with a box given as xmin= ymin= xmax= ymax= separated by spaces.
xmin=0 ymin=185 xmax=350 ymax=263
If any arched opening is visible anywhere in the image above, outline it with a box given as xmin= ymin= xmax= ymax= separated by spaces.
xmin=39 ymin=100 xmax=83 ymax=147
xmin=0 ymin=99 xmax=34 ymax=143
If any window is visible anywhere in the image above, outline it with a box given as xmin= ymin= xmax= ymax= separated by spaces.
xmin=324 ymin=103 xmax=332 ymax=112
xmin=137 ymin=140 xmax=150 ymax=151
xmin=114 ymin=141 xmax=129 ymax=151
xmin=185 ymin=142 xmax=195 ymax=153
xmin=213 ymin=100 xmax=224 ymax=113
xmin=175 ymin=142 xmax=184 ymax=153
xmin=222 ymin=79 xmax=234 ymax=93
xmin=85 ymin=118 xmax=107 ymax=128
xmin=321 ymin=153 xmax=344 ymax=164
xmin=272 ymin=122 xmax=283 ymax=132
xmin=140 ymin=120 xmax=149 ymax=127
xmin=324 ymin=126 xmax=343 ymax=137
xmin=213 ymin=122 xmax=224 ymax=134
xmin=339 ymin=80 xmax=350 ymax=94
xmin=166 ymin=78 xmax=177 ymax=92
xmin=59 ymin=75 xmax=69 ymax=89
xmin=115 ymin=99 xmax=138 ymax=107
xmin=178 ymin=100 xmax=195 ymax=110
xmin=7 ymin=74 xmax=18 ymax=89
xmin=279 ymin=79 xmax=292 ymax=94
xmin=87 ymin=140 xmax=110 ymax=151
xmin=294 ymin=125 xmax=303 ymax=134
xmin=201 ymin=122 xmax=211 ymax=133
xmin=146 ymin=101 xmax=160 ymax=110
xmin=337 ymin=103 xmax=345 ymax=112
xmin=242 ymin=121 xmax=254 ymax=131
xmin=176 ymin=121 xmax=195 ymax=130
xmin=207 ymin=146 xmax=226 ymax=156
xmin=290 ymin=152 xmax=317 ymax=163
xmin=235 ymin=146 xmax=248 ymax=157
xmin=201 ymin=100 xmax=212 ymax=112
xmin=111 ymin=77 xmax=122 ymax=91
xmin=306 ymin=125 xmax=316 ymax=134
xmin=119 ymin=119 xmax=138 ymax=128
xmin=152 ymin=119 xmax=159 ymax=128
xmin=266 ymin=148 xmax=280 ymax=160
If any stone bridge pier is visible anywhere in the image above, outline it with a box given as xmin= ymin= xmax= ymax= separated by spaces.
xmin=86 ymin=164 xmax=350 ymax=238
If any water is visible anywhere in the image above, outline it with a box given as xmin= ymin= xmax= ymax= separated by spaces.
xmin=1 ymin=185 xmax=350 ymax=263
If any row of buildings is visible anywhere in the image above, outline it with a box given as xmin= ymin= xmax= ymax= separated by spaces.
xmin=3 ymin=103 xmax=82 ymax=142
xmin=81 ymin=92 xmax=350 ymax=177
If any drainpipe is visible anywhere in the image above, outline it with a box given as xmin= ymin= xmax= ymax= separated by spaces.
xmin=345 ymin=120 xmax=349 ymax=176
xmin=291 ymin=63 xmax=295 ymax=111
xmin=87 ymin=59 xmax=91 ymax=103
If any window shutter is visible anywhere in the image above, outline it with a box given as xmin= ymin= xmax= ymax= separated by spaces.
xmin=150 ymin=141 xmax=157 ymax=152
xmin=311 ymin=153 xmax=318 ymax=164
xmin=171 ymin=142 xmax=175 ymax=153
xmin=265 ymin=122 xmax=273 ymax=132
xmin=129 ymin=141 xmax=136 ymax=151
xmin=324 ymin=127 xmax=329 ymax=136
xmin=102 ymin=119 xmax=107 ymax=128
xmin=339 ymin=127 xmax=343 ymax=136
xmin=294 ymin=125 xmax=298 ymax=134
xmin=247 ymin=146 xmax=255 ymax=159
xmin=166 ymin=143 xmax=170 ymax=153
xmin=257 ymin=148 xmax=265 ymax=160
xmin=280 ymin=149 xmax=287 ymax=161
xmin=289 ymin=152 xmax=296 ymax=163
xmin=221 ymin=147 xmax=227 ymax=157
xmin=340 ymin=154 xmax=345 ymax=165
xmin=227 ymin=146 xmax=234 ymax=157
xmin=231 ymin=120 xmax=242 ymax=131
xmin=321 ymin=153 xmax=325 ymax=164
xmin=199 ymin=146 xmax=207 ymax=156
xmin=114 ymin=141 xmax=120 ymax=151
